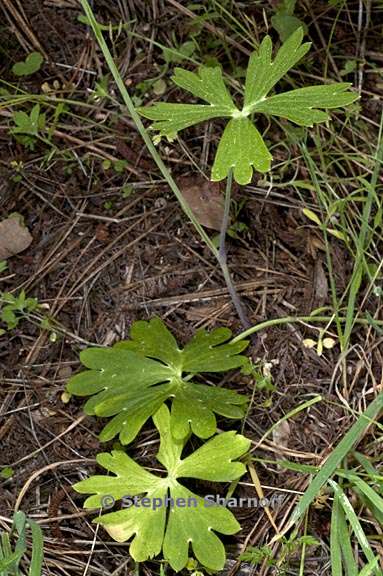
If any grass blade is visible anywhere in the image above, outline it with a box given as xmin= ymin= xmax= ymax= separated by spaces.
xmin=28 ymin=519 xmax=43 ymax=576
xmin=343 ymin=111 xmax=383 ymax=347
xmin=358 ymin=558 xmax=380 ymax=576
xmin=79 ymin=0 xmax=219 ymax=260
xmin=339 ymin=473 xmax=383 ymax=525
xmin=338 ymin=497 xmax=358 ymax=576
xmin=330 ymin=493 xmax=343 ymax=576
xmin=329 ymin=480 xmax=382 ymax=576
xmin=288 ymin=392 xmax=383 ymax=526
xmin=0 ymin=549 xmax=24 ymax=573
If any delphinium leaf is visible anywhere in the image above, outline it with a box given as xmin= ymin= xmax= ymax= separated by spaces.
xmin=211 ymin=117 xmax=272 ymax=184
xmin=67 ymin=317 xmax=249 ymax=444
xmin=138 ymin=66 xmax=237 ymax=137
xmin=171 ymin=66 xmax=237 ymax=109
xmin=73 ymin=405 xmax=250 ymax=571
xmin=138 ymin=103 xmax=231 ymax=138
xmin=242 ymin=27 xmax=311 ymax=111
xmin=138 ymin=27 xmax=358 ymax=185
xmin=252 ymin=83 xmax=357 ymax=126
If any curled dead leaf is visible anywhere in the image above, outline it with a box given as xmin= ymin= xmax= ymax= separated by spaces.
xmin=178 ymin=176 xmax=224 ymax=230
xmin=313 ymin=260 xmax=328 ymax=306
xmin=0 ymin=215 xmax=33 ymax=260
xmin=272 ymin=420 xmax=291 ymax=450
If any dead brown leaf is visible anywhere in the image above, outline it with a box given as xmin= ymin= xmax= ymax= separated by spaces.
xmin=272 ymin=420 xmax=291 ymax=449
xmin=313 ymin=259 xmax=328 ymax=307
xmin=0 ymin=215 xmax=33 ymax=260
xmin=95 ymin=224 xmax=110 ymax=242
xmin=178 ymin=176 xmax=224 ymax=230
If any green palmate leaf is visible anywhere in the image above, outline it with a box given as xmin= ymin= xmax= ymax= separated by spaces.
xmin=138 ymin=27 xmax=358 ymax=185
xmin=67 ymin=318 xmax=249 ymax=444
xmin=212 ymin=117 xmax=272 ymax=183
xmin=74 ymin=405 xmax=250 ymax=571
xmin=139 ymin=65 xmax=237 ymax=136
xmin=243 ymin=27 xmax=310 ymax=110
xmin=253 ymin=84 xmax=357 ymax=126
xmin=138 ymin=103 xmax=232 ymax=137
xmin=171 ymin=67 xmax=237 ymax=109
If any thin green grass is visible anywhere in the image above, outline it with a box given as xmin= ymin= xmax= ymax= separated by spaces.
xmin=286 ymin=391 xmax=383 ymax=528
xmin=299 ymin=111 xmax=383 ymax=352
xmin=0 ymin=512 xmax=43 ymax=576
xmin=79 ymin=0 xmax=218 ymax=257
xmin=330 ymin=480 xmax=381 ymax=575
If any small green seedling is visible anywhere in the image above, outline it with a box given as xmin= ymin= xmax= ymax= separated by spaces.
xmin=162 ymin=40 xmax=196 ymax=65
xmin=240 ymin=534 xmax=319 ymax=571
xmin=12 ymin=52 xmax=43 ymax=77
xmin=240 ymin=545 xmax=274 ymax=567
xmin=102 ymin=159 xmax=129 ymax=173
xmin=11 ymin=104 xmax=45 ymax=137
xmin=139 ymin=28 xmax=358 ymax=185
xmin=271 ymin=0 xmax=305 ymax=41
xmin=227 ymin=198 xmax=249 ymax=239
xmin=74 ymin=404 xmax=250 ymax=571
xmin=0 ymin=467 xmax=13 ymax=480
xmin=10 ymin=104 xmax=46 ymax=150
xmin=0 ymin=290 xmax=39 ymax=334
xmin=121 ymin=184 xmax=134 ymax=198
xmin=0 ymin=511 xmax=43 ymax=576
xmin=67 ymin=317 xmax=249 ymax=444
